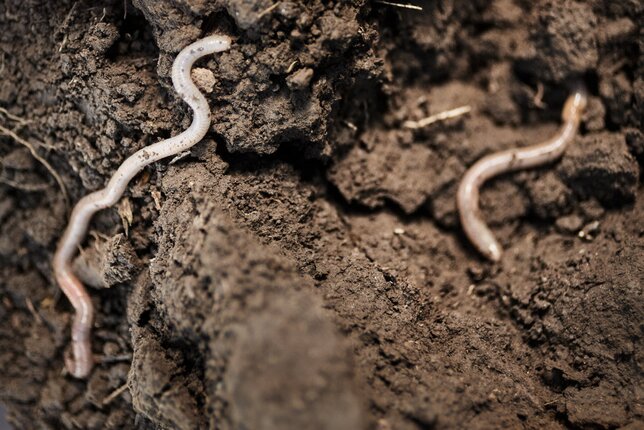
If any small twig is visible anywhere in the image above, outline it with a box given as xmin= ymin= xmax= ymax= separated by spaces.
xmin=102 ymin=383 xmax=129 ymax=406
xmin=0 ymin=124 xmax=69 ymax=207
xmin=403 ymin=105 xmax=471 ymax=129
xmin=257 ymin=2 xmax=279 ymax=19
xmin=375 ymin=1 xmax=423 ymax=11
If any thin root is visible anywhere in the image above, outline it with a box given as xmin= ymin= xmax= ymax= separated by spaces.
xmin=257 ymin=2 xmax=279 ymax=19
xmin=0 ymin=124 xmax=69 ymax=208
xmin=102 ymin=383 xmax=129 ymax=406
xmin=533 ymin=83 xmax=546 ymax=109
xmin=0 ymin=107 xmax=32 ymax=126
xmin=99 ymin=353 xmax=133 ymax=364
xmin=375 ymin=1 xmax=423 ymax=11
xmin=0 ymin=176 xmax=50 ymax=191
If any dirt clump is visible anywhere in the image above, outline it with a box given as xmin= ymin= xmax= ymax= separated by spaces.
xmin=559 ymin=132 xmax=639 ymax=205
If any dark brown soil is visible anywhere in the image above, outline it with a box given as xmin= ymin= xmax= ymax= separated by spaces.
xmin=0 ymin=1 xmax=642 ymax=429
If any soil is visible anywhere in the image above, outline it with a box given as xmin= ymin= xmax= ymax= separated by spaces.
xmin=0 ymin=0 xmax=642 ymax=429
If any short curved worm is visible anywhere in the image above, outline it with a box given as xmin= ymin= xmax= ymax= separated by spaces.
xmin=456 ymin=85 xmax=588 ymax=262
xmin=53 ymin=35 xmax=232 ymax=378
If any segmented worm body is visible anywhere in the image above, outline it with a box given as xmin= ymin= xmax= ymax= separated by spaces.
xmin=53 ymin=35 xmax=231 ymax=378
xmin=457 ymin=86 xmax=588 ymax=262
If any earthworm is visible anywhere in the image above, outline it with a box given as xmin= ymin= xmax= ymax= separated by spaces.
xmin=456 ymin=84 xmax=588 ymax=262
xmin=53 ymin=34 xmax=232 ymax=378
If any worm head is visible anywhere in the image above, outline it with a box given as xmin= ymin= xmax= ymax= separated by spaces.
xmin=562 ymin=84 xmax=588 ymax=124
xmin=483 ymin=240 xmax=503 ymax=262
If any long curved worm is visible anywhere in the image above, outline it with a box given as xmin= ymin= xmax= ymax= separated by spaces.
xmin=456 ymin=85 xmax=588 ymax=262
xmin=53 ymin=35 xmax=232 ymax=378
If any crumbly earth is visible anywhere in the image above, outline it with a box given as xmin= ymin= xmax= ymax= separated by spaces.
xmin=0 ymin=1 xmax=642 ymax=429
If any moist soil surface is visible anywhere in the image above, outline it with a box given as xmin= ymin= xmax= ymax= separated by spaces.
xmin=0 ymin=1 xmax=642 ymax=429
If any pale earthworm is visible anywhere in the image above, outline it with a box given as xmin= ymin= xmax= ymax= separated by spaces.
xmin=457 ymin=85 xmax=588 ymax=262
xmin=53 ymin=34 xmax=232 ymax=378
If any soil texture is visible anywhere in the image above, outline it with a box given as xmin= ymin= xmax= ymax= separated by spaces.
xmin=0 ymin=0 xmax=642 ymax=429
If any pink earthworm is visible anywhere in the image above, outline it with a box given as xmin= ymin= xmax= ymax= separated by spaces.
xmin=457 ymin=85 xmax=588 ymax=262
xmin=53 ymin=34 xmax=232 ymax=378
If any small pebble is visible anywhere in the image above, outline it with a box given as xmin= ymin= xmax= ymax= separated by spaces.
xmin=191 ymin=68 xmax=216 ymax=94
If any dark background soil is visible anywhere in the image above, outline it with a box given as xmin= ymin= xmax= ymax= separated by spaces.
xmin=0 ymin=0 xmax=642 ymax=429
